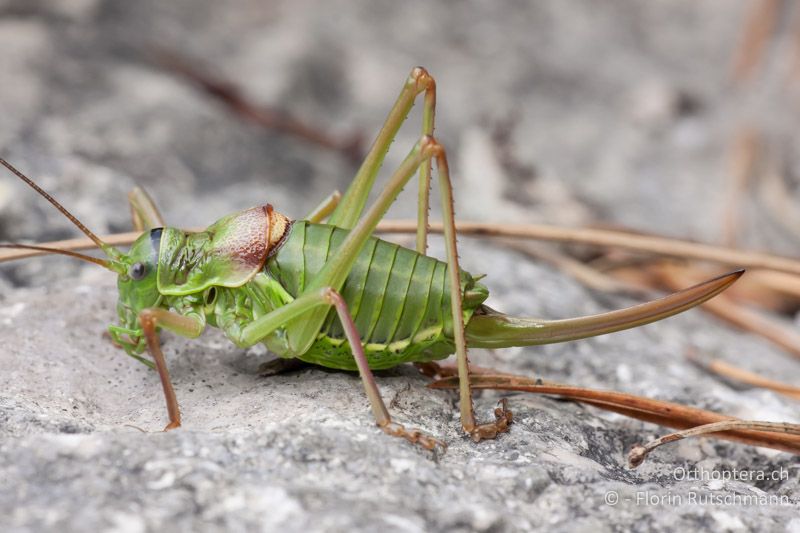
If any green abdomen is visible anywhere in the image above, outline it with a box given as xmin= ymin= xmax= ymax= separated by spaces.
xmin=265 ymin=221 xmax=488 ymax=370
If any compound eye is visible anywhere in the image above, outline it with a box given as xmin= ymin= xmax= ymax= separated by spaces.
xmin=129 ymin=262 xmax=147 ymax=280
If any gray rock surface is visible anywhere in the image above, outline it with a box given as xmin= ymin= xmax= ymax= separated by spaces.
xmin=1 ymin=1 xmax=799 ymax=532
xmin=3 ymin=247 xmax=800 ymax=532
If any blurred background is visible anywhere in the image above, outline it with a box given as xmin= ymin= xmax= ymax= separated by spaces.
xmin=1 ymin=0 xmax=797 ymax=284
xmin=3 ymin=3 xmax=800 ymax=530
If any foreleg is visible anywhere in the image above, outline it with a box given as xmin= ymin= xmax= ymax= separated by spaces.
xmin=138 ymin=308 xmax=204 ymax=430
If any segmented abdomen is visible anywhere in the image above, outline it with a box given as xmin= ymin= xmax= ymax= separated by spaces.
xmin=265 ymin=221 xmax=487 ymax=350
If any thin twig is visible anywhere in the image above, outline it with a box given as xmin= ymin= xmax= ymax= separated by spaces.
xmin=746 ymin=269 xmax=800 ymax=301
xmin=378 ymin=220 xmax=800 ymax=275
xmin=430 ymin=373 xmax=800 ymax=456
xmin=722 ymin=128 xmax=760 ymax=246
xmin=759 ymin=160 xmax=800 ymax=244
xmin=611 ymin=260 xmax=799 ymax=314
xmin=5 ymin=221 xmax=800 ymax=277
xmin=790 ymin=0 xmax=800 ymax=83
xmin=629 ymin=420 xmax=800 ymax=467
xmin=496 ymin=239 xmax=652 ymax=298
xmin=0 ymin=231 xmax=143 ymax=262
xmin=731 ymin=0 xmax=781 ymax=83
xmin=706 ymin=300 xmax=800 ymax=361
xmin=153 ymin=50 xmax=364 ymax=163
xmin=687 ymin=350 xmax=800 ymax=401
xmin=656 ymin=265 xmax=800 ymax=359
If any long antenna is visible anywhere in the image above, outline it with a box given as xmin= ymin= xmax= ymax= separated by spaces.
xmin=0 ymin=244 xmax=114 ymax=270
xmin=0 ymin=158 xmax=112 ymax=253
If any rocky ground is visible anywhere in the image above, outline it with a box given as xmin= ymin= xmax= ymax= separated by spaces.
xmin=1 ymin=1 xmax=799 ymax=531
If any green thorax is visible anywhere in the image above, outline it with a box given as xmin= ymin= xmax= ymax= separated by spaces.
xmin=157 ymin=206 xmax=271 ymax=295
